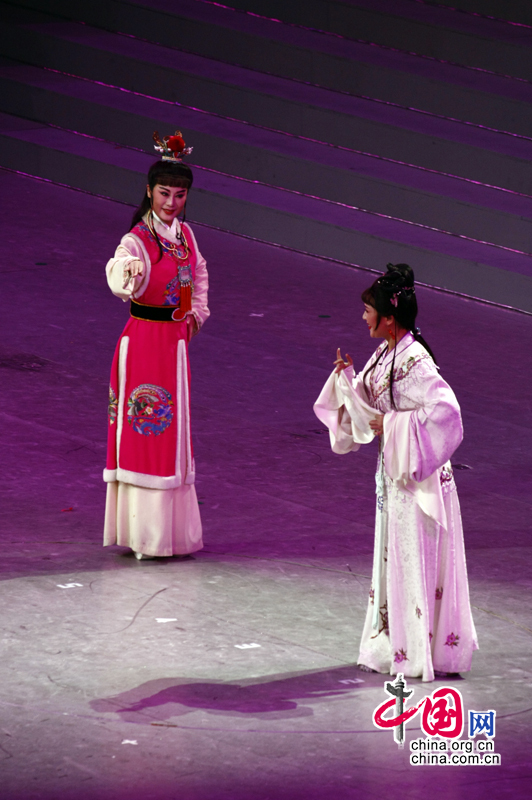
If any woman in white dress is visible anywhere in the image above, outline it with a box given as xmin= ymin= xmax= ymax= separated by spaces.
xmin=314 ymin=264 xmax=478 ymax=681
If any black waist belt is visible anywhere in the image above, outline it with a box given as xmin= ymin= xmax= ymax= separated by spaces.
xmin=130 ymin=300 xmax=184 ymax=322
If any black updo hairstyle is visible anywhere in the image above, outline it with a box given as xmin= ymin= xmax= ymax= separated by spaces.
xmin=361 ymin=263 xmax=436 ymax=409
xmin=130 ymin=159 xmax=194 ymax=263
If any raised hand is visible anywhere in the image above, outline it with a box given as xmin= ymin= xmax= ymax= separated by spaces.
xmin=334 ymin=348 xmax=354 ymax=374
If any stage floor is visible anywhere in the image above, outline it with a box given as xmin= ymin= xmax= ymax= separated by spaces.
xmin=0 ymin=171 xmax=531 ymax=799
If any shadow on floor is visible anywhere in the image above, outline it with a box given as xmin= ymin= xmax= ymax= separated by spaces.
xmin=91 ymin=664 xmax=398 ymax=724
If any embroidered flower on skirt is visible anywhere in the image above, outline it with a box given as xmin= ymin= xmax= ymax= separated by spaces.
xmin=445 ymin=632 xmax=460 ymax=648
xmin=127 ymin=384 xmax=174 ymax=436
xmin=435 ymin=586 xmax=443 ymax=600
xmin=108 ymin=386 xmax=118 ymax=425
xmin=394 ymin=648 xmax=408 ymax=663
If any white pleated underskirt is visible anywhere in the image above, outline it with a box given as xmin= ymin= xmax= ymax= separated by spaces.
xmin=103 ymin=481 xmax=203 ymax=557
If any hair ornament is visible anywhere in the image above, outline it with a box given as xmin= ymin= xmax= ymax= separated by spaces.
xmin=153 ymin=130 xmax=193 ymax=162
xmin=378 ymin=281 xmax=416 ymax=303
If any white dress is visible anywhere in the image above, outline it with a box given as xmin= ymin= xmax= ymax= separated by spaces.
xmin=314 ymin=334 xmax=478 ymax=681
xmin=103 ymin=213 xmax=209 ymax=556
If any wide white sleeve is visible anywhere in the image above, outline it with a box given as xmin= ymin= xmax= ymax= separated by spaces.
xmin=314 ymin=365 xmax=376 ymax=454
xmin=186 ymin=224 xmax=210 ymax=330
xmin=105 ymin=233 xmax=151 ymax=302
xmin=383 ymin=358 xmax=463 ymax=484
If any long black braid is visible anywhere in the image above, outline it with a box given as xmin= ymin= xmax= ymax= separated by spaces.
xmin=362 ymin=263 xmax=436 ymax=410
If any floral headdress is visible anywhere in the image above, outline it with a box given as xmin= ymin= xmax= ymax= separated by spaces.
xmin=153 ymin=130 xmax=193 ymax=162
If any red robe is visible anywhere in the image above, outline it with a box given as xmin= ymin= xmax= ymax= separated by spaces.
xmin=105 ymin=221 xmax=198 ymax=489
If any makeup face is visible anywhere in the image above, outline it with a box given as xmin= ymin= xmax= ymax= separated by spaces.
xmin=363 ymin=303 xmax=389 ymax=339
xmin=147 ymin=184 xmax=188 ymax=225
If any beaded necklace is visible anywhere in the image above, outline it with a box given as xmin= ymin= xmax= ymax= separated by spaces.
xmin=147 ymin=210 xmax=193 ymax=319
xmin=147 ymin=210 xmax=190 ymax=261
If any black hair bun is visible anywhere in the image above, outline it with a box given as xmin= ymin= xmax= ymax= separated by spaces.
xmin=376 ymin=264 xmax=416 ymax=307
xmin=385 ymin=263 xmax=414 ymax=288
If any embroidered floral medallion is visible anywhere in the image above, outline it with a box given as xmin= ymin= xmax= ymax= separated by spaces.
xmin=108 ymin=386 xmax=118 ymax=425
xmin=127 ymin=384 xmax=174 ymax=436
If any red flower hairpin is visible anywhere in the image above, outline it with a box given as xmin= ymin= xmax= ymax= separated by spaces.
xmin=153 ymin=130 xmax=193 ymax=162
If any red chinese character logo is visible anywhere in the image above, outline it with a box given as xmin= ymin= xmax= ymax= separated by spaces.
xmin=421 ymin=688 xmax=463 ymax=738
xmin=373 ymin=675 xmax=463 ymax=747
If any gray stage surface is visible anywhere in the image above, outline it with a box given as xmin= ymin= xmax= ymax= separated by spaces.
xmin=0 ymin=171 xmax=531 ymax=799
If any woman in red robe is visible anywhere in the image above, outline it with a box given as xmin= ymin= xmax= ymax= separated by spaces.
xmin=104 ymin=157 xmax=209 ymax=560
